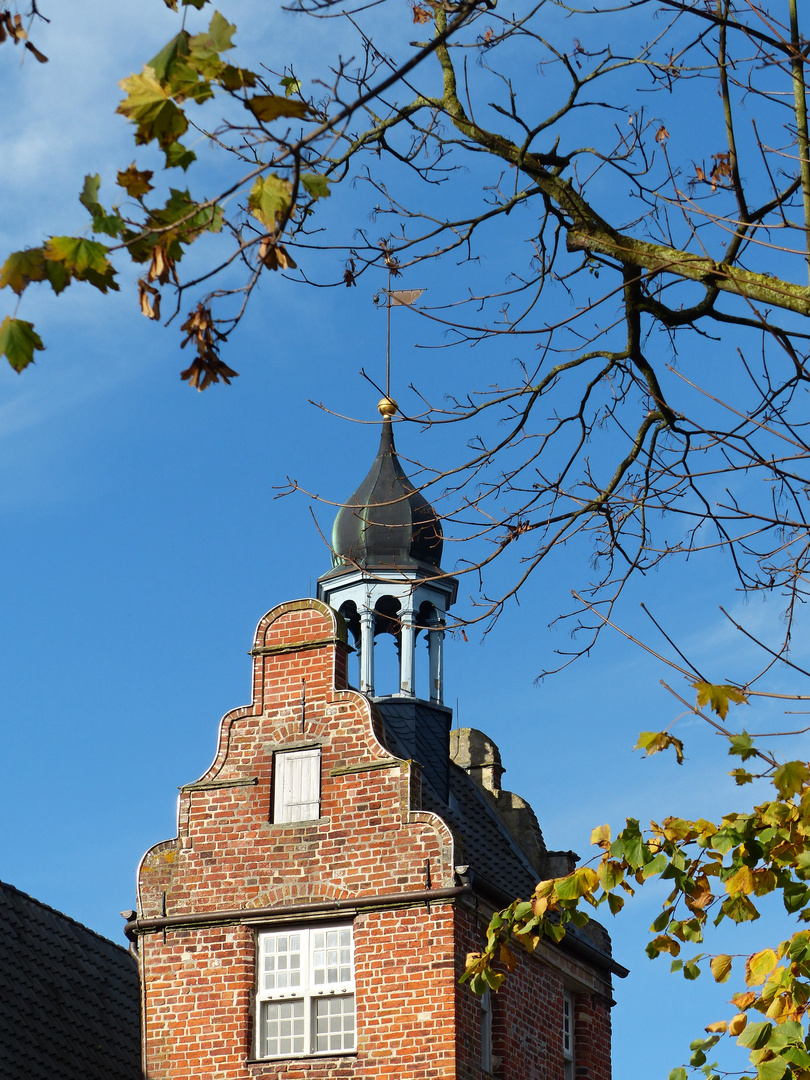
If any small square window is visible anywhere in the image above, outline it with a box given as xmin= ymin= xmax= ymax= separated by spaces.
xmin=273 ymin=749 xmax=321 ymax=823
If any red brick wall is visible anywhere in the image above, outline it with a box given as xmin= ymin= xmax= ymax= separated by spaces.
xmin=140 ymin=907 xmax=459 ymax=1080
xmin=135 ymin=598 xmax=614 ymax=1080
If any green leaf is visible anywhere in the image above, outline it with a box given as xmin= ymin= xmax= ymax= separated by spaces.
xmin=248 ymin=174 xmax=293 ymax=229
xmin=669 ymin=1067 xmax=688 ymax=1080
xmin=78 ymin=174 xmax=124 ymax=238
xmin=163 ymin=141 xmax=197 ymax=171
xmin=755 ymin=1059 xmax=788 ymax=1080
xmin=737 ymin=1021 xmax=773 ymax=1050
xmin=773 ymin=760 xmax=810 ymax=799
xmin=0 ymin=248 xmax=47 ymax=295
xmin=189 ymin=10 xmax=236 ymax=57
xmin=728 ymin=732 xmax=756 ymax=760
xmin=280 ymin=75 xmax=301 ymax=97
xmin=246 ymin=94 xmax=311 ymax=123
xmin=690 ymin=1050 xmax=706 ymax=1066
xmin=147 ymin=30 xmax=190 ymax=83
xmin=43 ymin=236 xmax=111 ymax=276
xmin=301 ymin=173 xmax=331 ymax=200
xmin=43 ymin=237 xmax=118 ymax=293
xmin=220 ymin=64 xmax=256 ymax=90
xmin=43 ymin=258 xmax=72 ymax=295
xmin=0 ymin=316 xmax=45 ymax=372
xmin=642 ymin=852 xmax=668 ymax=879
xmin=117 ymin=68 xmax=188 ymax=149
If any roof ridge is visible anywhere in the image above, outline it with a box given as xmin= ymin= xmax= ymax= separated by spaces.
xmin=0 ymin=879 xmax=131 ymax=955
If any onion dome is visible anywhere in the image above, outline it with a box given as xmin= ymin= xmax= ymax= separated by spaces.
xmin=330 ymin=398 xmax=443 ymax=570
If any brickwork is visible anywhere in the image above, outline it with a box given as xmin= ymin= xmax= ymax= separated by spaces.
xmin=135 ymin=598 xmax=614 ymax=1080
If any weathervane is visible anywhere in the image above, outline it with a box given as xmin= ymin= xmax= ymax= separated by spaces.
xmin=377 ymin=256 xmax=425 ymax=409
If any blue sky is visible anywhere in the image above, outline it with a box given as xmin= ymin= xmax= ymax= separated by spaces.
xmin=1 ymin=3 xmax=807 ymax=1078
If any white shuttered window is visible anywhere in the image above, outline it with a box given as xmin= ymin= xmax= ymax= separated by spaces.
xmin=273 ymin=749 xmax=321 ymax=823
xmin=256 ymin=926 xmax=355 ymax=1059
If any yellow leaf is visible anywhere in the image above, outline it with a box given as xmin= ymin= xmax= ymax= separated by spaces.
xmin=705 ymin=1021 xmax=728 ymax=1034
xmin=746 ymin=949 xmax=778 ymax=987
xmin=726 ymin=866 xmax=755 ymax=896
xmin=711 ymin=954 xmax=733 ymax=983
xmin=693 ymin=680 xmax=748 ymax=720
xmin=591 ymin=824 xmax=611 ymax=849
xmin=728 ymin=1013 xmax=748 ymax=1036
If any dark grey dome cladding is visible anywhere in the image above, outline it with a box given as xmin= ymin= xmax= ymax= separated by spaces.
xmin=331 ymin=417 xmax=443 ymax=569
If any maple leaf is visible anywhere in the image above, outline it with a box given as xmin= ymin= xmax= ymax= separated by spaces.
xmin=117 ymin=163 xmax=155 ymax=198
xmin=0 ymin=248 xmax=47 ymax=295
xmin=246 ymin=94 xmax=311 ymax=123
xmin=693 ymin=680 xmax=748 ymax=720
xmin=43 ymin=236 xmax=119 ymax=293
xmin=79 ymin=174 xmax=124 ymax=238
xmin=0 ymin=316 xmax=45 ymax=372
xmin=117 ymin=68 xmax=189 ymax=150
xmin=301 ymin=173 xmax=331 ymax=201
xmin=248 ymin=175 xmax=293 ymax=229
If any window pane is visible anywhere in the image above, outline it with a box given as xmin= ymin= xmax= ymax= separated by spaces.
xmin=261 ymin=999 xmax=305 ymax=1057
xmin=261 ymin=933 xmax=301 ymax=991
xmin=314 ymin=995 xmax=355 ymax=1053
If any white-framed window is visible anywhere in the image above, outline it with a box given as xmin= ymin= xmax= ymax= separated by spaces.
xmin=256 ymin=925 xmax=355 ymax=1059
xmin=273 ymin=748 xmax=321 ymax=823
xmin=563 ymin=992 xmax=574 ymax=1080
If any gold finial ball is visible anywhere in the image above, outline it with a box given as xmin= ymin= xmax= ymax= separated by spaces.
xmin=377 ymin=396 xmax=398 ymax=417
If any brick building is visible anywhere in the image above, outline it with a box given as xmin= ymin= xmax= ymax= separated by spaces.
xmin=126 ymin=400 xmax=625 ymax=1079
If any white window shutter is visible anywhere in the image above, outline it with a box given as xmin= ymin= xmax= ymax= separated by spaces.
xmin=274 ymin=749 xmax=321 ymax=823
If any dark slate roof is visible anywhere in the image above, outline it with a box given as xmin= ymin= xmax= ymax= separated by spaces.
xmin=328 ymin=417 xmax=443 ymax=571
xmin=375 ymin=697 xmax=452 ymax=803
xmin=423 ymin=763 xmax=540 ymax=900
xmin=0 ymin=880 xmax=142 ymax=1080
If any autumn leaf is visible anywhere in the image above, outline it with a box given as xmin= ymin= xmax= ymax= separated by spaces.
xmin=246 ymin=94 xmax=311 ymax=123
xmin=258 ymin=237 xmax=297 ymax=271
xmin=117 ymin=68 xmax=188 ymax=150
xmin=725 ymin=865 xmax=755 ymax=897
xmin=634 ymin=730 xmax=685 ymax=764
xmin=248 ymin=175 xmax=293 ymax=229
xmin=655 ymin=124 xmax=670 ymax=144
xmin=79 ymin=174 xmax=124 ymax=238
xmin=117 ymin=163 xmax=155 ymax=198
xmin=590 ymin=823 xmax=611 ymax=849
xmin=729 ymin=1013 xmax=748 ymax=1036
xmin=773 ymin=760 xmax=809 ymax=799
xmin=43 ymin=236 xmax=112 ymax=276
xmin=138 ymin=279 xmax=162 ymax=320
xmin=301 ymin=173 xmax=331 ymax=201
xmin=0 ymin=316 xmax=45 ymax=372
xmin=220 ymin=64 xmax=256 ymax=91
xmin=413 ymin=5 xmax=432 ymax=23
xmin=745 ymin=949 xmax=778 ymax=987
xmin=0 ymin=247 xmax=47 ymax=295
xmin=25 ymin=41 xmax=48 ymax=63
xmin=693 ymin=680 xmax=748 ymax=720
